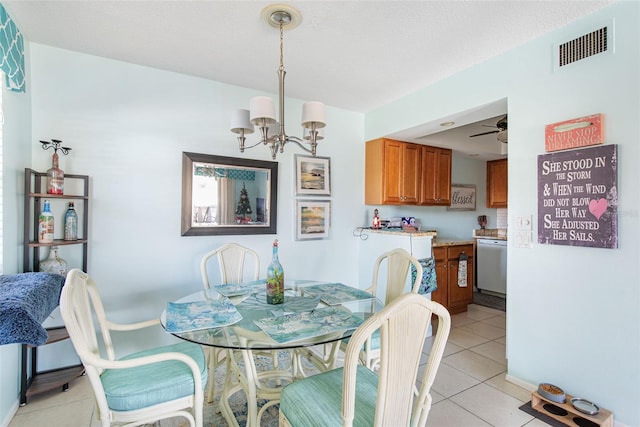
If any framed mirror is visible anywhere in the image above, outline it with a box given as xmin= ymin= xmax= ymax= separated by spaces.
xmin=181 ymin=152 xmax=278 ymax=236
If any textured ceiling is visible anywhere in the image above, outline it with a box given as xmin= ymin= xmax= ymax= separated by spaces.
xmin=3 ymin=0 xmax=615 ymax=158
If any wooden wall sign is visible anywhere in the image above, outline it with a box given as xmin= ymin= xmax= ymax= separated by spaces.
xmin=538 ymin=144 xmax=618 ymax=249
xmin=545 ymin=113 xmax=604 ymax=152
xmin=448 ymin=184 xmax=476 ymax=211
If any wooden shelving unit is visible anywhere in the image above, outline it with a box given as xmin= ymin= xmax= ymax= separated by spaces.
xmin=20 ymin=169 xmax=89 ymax=405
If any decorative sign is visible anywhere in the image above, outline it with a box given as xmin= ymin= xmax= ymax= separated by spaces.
xmin=545 ymin=114 xmax=604 ymax=152
xmin=538 ymin=144 xmax=617 ymax=248
xmin=448 ymin=184 xmax=476 ymax=211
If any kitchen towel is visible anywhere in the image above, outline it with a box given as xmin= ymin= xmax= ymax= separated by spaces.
xmin=458 ymin=253 xmax=468 ymax=287
xmin=410 ymin=258 xmax=437 ymax=295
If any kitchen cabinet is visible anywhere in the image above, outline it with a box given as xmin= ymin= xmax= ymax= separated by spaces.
xmin=419 ymin=145 xmax=452 ymax=206
xmin=365 ymin=138 xmax=420 ymax=205
xmin=430 ymin=244 xmax=474 ymax=315
xmin=487 ymin=158 xmax=508 ymax=208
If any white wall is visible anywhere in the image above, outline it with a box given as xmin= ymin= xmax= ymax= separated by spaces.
xmin=367 ymin=3 xmax=639 ymax=425
xmin=0 ymin=39 xmax=32 ymax=423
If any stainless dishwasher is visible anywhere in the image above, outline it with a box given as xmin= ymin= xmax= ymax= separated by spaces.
xmin=476 ymin=238 xmax=507 ymax=296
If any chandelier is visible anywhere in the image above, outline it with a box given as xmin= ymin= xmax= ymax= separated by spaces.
xmin=230 ymin=4 xmax=326 ymax=160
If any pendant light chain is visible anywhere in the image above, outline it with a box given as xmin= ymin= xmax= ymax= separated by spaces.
xmin=279 ymin=20 xmax=284 ymax=72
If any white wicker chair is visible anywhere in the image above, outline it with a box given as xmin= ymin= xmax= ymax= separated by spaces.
xmin=60 ymin=269 xmax=206 ymax=427
xmin=200 ymin=243 xmax=260 ymax=289
xmin=340 ymin=248 xmax=423 ymax=370
xmin=200 ymin=242 xmax=260 ymax=403
xmin=280 ymin=292 xmax=451 ymax=427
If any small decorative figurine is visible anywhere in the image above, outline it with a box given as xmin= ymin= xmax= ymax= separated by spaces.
xmin=372 ymin=209 xmax=381 ymax=229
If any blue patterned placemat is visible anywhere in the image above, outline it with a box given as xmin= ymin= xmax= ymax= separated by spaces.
xmin=238 ymin=292 xmax=320 ymax=313
xmin=213 ymin=280 xmax=267 ymax=297
xmin=253 ymin=306 xmax=363 ymax=343
xmin=166 ymin=298 xmax=242 ymax=333
xmin=301 ymin=282 xmax=375 ymax=305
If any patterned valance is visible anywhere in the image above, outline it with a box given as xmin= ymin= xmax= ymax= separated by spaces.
xmin=194 ymin=165 xmax=255 ymax=181
xmin=0 ymin=3 xmax=25 ymax=92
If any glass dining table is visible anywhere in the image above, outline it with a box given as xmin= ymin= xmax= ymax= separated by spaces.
xmin=161 ymin=279 xmax=383 ymax=427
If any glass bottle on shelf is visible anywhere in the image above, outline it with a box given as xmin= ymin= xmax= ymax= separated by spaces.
xmin=46 ymin=151 xmax=64 ymax=194
xmin=39 ymin=246 xmax=67 ymax=276
xmin=266 ymin=239 xmax=284 ymax=304
xmin=64 ymin=202 xmax=78 ymax=240
xmin=38 ymin=199 xmax=54 ymax=243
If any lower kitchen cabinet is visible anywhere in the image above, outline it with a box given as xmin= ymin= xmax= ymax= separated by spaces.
xmin=430 ymin=244 xmax=474 ymax=315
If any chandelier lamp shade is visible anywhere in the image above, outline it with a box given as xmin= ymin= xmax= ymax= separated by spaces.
xmin=230 ymin=4 xmax=326 ymax=160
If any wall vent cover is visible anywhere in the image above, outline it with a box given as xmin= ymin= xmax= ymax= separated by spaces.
xmin=558 ymin=26 xmax=608 ymax=68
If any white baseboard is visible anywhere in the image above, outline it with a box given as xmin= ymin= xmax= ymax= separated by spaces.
xmin=1 ymin=400 xmax=19 ymax=427
xmin=504 ymin=373 xmax=537 ymax=392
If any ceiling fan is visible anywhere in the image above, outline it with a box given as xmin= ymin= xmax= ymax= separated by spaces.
xmin=469 ymin=115 xmax=508 ymax=143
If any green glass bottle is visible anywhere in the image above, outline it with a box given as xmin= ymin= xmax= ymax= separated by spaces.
xmin=266 ymin=239 xmax=284 ymax=304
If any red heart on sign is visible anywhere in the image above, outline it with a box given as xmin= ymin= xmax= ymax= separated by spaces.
xmin=589 ymin=198 xmax=608 ymax=220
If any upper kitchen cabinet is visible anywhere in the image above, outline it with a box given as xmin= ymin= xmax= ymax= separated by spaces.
xmin=419 ymin=145 xmax=452 ymax=206
xmin=365 ymin=138 xmax=421 ymax=205
xmin=487 ymin=158 xmax=508 ymax=208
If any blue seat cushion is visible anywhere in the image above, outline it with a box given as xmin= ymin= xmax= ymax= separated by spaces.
xmin=280 ymin=365 xmax=379 ymax=426
xmin=100 ymin=341 xmax=207 ymax=411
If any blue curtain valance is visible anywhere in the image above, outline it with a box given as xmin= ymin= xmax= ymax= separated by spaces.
xmin=0 ymin=3 xmax=25 ymax=92
xmin=194 ymin=165 xmax=256 ymax=181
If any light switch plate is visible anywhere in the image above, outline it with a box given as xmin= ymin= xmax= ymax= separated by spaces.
xmin=515 ymin=215 xmax=532 ymax=230
xmin=514 ymin=214 xmax=533 ymax=248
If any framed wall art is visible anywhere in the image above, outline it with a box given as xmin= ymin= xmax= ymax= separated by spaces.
xmin=448 ymin=184 xmax=477 ymax=211
xmin=295 ymin=200 xmax=331 ymax=240
xmin=294 ymin=154 xmax=331 ymax=196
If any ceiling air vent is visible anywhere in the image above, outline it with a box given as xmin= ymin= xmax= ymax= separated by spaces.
xmin=557 ymin=23 xmax=612 ymax=69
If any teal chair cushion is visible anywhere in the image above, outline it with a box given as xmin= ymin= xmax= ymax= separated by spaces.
xmin=100 ymin=342 xmax=207 ymax=411
xmin=280 ymin=365 xmax=379 ymax=426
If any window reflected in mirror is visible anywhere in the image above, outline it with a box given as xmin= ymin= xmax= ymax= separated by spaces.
xmin=182 ymin=152 xmax=278 ymax=236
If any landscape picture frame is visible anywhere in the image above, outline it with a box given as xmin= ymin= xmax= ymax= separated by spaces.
xmin=294 ymin=155 xmax=331 ymax=196
xmin=295 ymin=200 xmax=331 ymax=240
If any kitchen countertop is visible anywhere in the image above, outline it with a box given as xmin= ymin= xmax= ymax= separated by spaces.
xmin=355 ymin=228 xmax=477 ymax=246
xmin=473 ymin=228 xmax=507 ymax=240
xmin=359 ymin=228 xmax=437 ymax=237
xmin=432 ymin=238 xmax=476 ymax=247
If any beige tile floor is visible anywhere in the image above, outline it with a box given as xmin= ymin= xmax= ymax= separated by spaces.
xmin=8 ymin=304 xmax=543 ymax=427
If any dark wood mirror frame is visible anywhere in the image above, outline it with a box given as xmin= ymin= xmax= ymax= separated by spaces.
xmin=181 ymin=152 xmax=278 ymax=236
